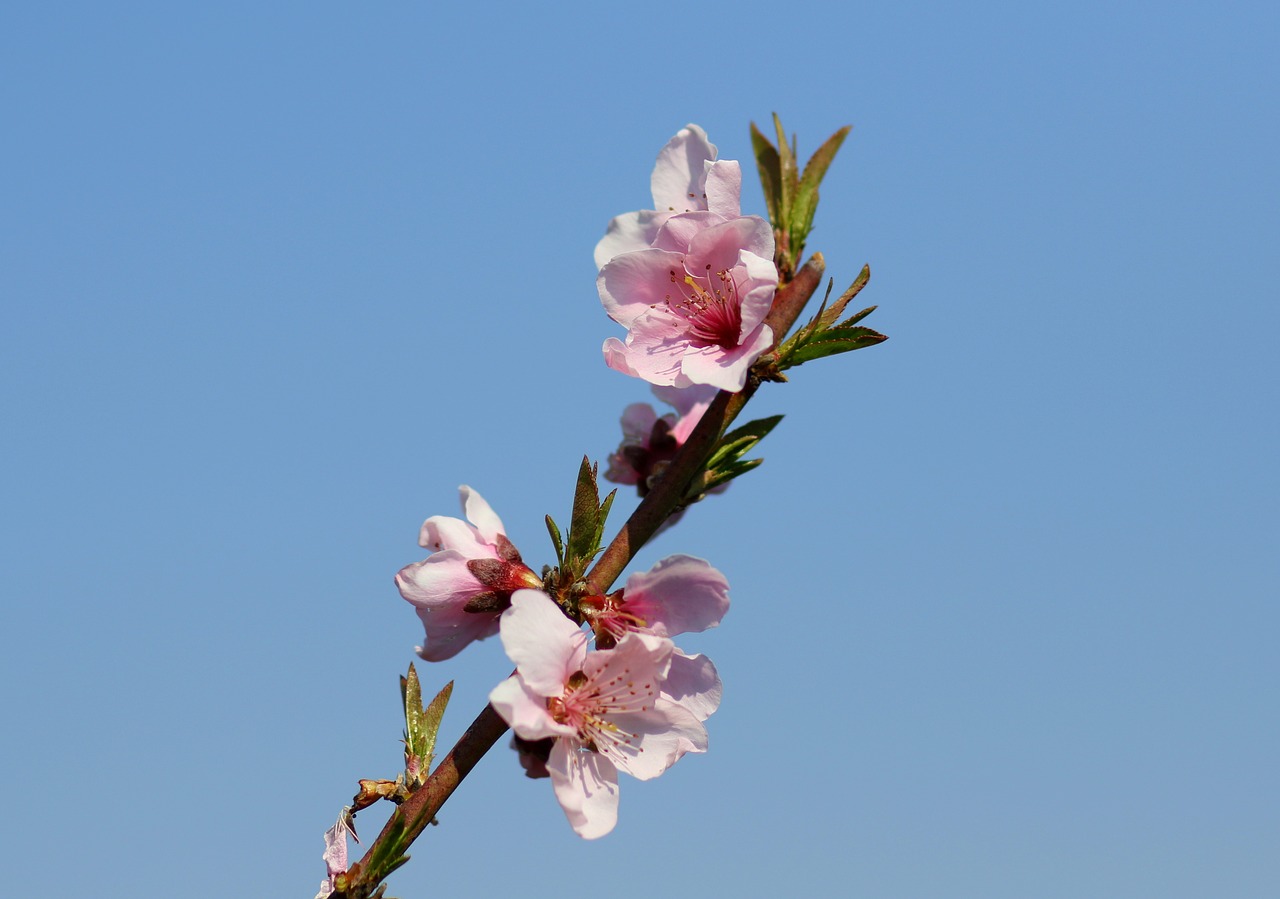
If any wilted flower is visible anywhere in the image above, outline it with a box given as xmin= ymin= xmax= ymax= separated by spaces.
xmin=604 ymin=384 xmax=717 ymax=492
xmin=314 ymin=807 xmax=358 ymax=899
xmin=489 ymin=590 xmax=707 ymax=838
xmin=396 ymin=486 xmax=542 ymax=661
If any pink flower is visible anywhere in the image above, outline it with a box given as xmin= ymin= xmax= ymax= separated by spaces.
xmin=489 ymin=590 xmax=707 ymax=839
xmin=580 ymin=554 xmax=728 ymax=740
xmin=582 ymin=554 xmax=730 ymax=643
xmin=395 ymin=486 xmax=542 ymax=662
xmin=593 ymin=124 xmax=743 ymax=270
xmin=599 ymin=214 xmax=778 ymax=392
xmin=604 ymin=384 xmax=717 ymax=492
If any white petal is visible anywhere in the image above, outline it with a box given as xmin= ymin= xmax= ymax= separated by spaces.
xmin=459 ymin=485 xmax=505 ymax=545
xmin=499 ymin=590 xmax=588 ymax=695
xmin=549 ymin=740 xmax=620 ymax=839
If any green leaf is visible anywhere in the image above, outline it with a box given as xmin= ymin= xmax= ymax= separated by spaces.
xmin=565 ymin=456 xmax=601 ymax=564
xmin=702 ymin=457 xmax=765 ymax=493
xmin=818 ymin=265 xmax=870 ymax=330
xmin=773 ymin=113 xmax=798 ymax=227
xmin=544 ymin=514 xmax=564 ymax=566
xmin=706 ymin=415 xmax=784 ymax=470
xmin=401 ymin=665 xmax=452 ymax=786
xmin=595 ymin=488 xmax=617 ymax=552
xmin=790 ymin=125 xmax=851 ymax=249
xmin=787 ymin=325 xmax=888 ymax=364
xmin=750 ymin=121 xmax=782 ymax=228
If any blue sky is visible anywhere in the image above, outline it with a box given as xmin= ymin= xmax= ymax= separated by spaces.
xmin=2 ymin=2 xmax=1277 ymax=896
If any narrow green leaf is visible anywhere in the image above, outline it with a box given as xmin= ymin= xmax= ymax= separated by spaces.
xmin=775 ymin=279 xmax=835 ymax=363
xmin=791 ymin=125 xmax=852 ymax=245
xmin=719 ymin=414 xmax=785 ymax=449
xmin=702 ymin=457 xmax=765 ymax=493
xmin=788 ymin=326 xmax=888 ymax=364
xmin=749 ymin=121 xmax=781 ymax=228
xmin=401 ymin=665 xmax=427 ymax=770
xmin=544 ymin=514 xmax=564 ymax=566
xmin=819 ymin=265 xmax=871 ymax=330
xmin=704 ymin=414 xmax=783 ymax=474
xmin=566 ymin=456 xmax=601 ymax=564
xmin=772 ymin=113 xmax=798 ymax=224
xmin=594 ymin=488 xmax=617 ymax=553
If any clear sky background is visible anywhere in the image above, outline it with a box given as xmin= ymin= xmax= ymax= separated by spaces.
xmin=3 ymin=2 xmax=1276 ymax=897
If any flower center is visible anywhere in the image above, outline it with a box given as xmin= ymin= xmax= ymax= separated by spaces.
xmin=546 ymin=666 xmax=655 ymax=755
xmin=665 ymin=263 xmax=743 ymax=348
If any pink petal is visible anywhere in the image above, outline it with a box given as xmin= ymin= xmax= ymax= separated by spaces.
xmin=703 ymin=159 xmax=742 ymax=218
xmin=618 ymin=402 xmax=658 ymax=444
xmin=598 ymin=248 xmax=685 ymax=327
xmin=614 ymin=311 xmax=691 ymax=387
xmin=651 ymin=210 xmax=726 ymax=254
xmin=602 ymin=337 xmax=642 ymax=378
xmin=549 ymin=739 xmax=620 ymax=839
xmin=490 ymin=674 xmax=574 ymax=740
xmin=610 ymin=702 xmax=706 ymax=779
xmin=734 ymin=249 xmax=780 ymax=334
xmin=663 ymin=651 xmax=722 ymax=723
xmin=594 ymin=209 xmax=666 ymax=269
xmin=622 ymin=554 xmax=730 ymax=636
xmin=686 ymin=216 xmax=775 ymax=279
xmin=499 ymin=590 xmax=588 ymax=696
xmin=650 ymin=123 xmax=716 ymax=213
xmin=678 ymin=323 xmax=774 ymax=392
xmin=418 ymin=514 xmax=490 ymax=555
xmin=459 ymin=485 xmax=505 ymax=545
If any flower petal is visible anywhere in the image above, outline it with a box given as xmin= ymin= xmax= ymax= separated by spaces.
xmin=598 ymin=248 xmax=685 ymax=327
xmin=686 ymin=215 xmax=775 ymax=279
xmin=460 ymin=485 xmax=505 ymax=545
xmin=499 ymin=590 xmax=588 ymax=695
xmin=678 ymin=323 xmax=774 ymax=392
xmin=650 ymin=123 xmax=716 ymax=213
xmin=703 ymin=159 xmax=742 ymax=218
xmin=594 ymin=209 xmax=666 ymax=269
xmin=663 ymin=650 xmax=722 ymax=723
xmin=549 ymin=739 xmax=620 ymax=839
xmin=610 ymin=702 xmax=706 ymax=779
xmin=622 ymin=554 xmax=730 ymax=636
xmin=490 ymin=674 xmax=574 ymax=740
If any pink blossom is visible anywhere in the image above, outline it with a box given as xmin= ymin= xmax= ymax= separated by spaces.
xmin=579 ymin=554 xmax=728 ymax=743
xmin=594 ymin=124 xmax=743 ymax=270
xmin=395 ymin=486 xmax=542 ymax=662
xmin=489 ymin=590 xmax=706 ymax=839
xmin=604 ymin=384 xmax=717 ymax=492
xmin=582 ymin=554 xmax=729 ymax=643
xmin=599 ymin=214 xmax=778 ymax=392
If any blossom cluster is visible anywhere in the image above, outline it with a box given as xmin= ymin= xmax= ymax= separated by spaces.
xmin=351 ymin=126 xmax=766 ymax=861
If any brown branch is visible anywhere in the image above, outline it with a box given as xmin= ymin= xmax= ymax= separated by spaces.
xmin=341 ymin=253 xmax=826 ymax=896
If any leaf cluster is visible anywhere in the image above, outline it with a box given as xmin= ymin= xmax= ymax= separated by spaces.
xmin=688 ymin=414 xmax=784 ymax=498
xmin=774 ymin=266 xmax=887 ymax=369
xmin=545 ymin=457 xmax=617 ymax=582
xmin=751 ymin=114 xmax=850 ymax=280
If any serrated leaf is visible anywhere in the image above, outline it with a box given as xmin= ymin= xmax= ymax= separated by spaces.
xmin=819 ymin=265 xmax=870 ymax=330
xmin=775 ymin=279 xmax=836 ymax=363
xmin=840 ymin=304 xmax=878 ymax=328
xmin=750 ymin=121 xmax=782 ymax=228
xmin=791 ymin=125 xmax=851 ymax=246
xmin=417 ymin=680 xmax=452 ymax=778
xmin=544 ymin=514 xmax=564 ymax=566
xmin=788 ymin=326 xmax=888 ymax=364
xmin=401 ymin=666 xmax=452 ymax=787
xmin=566 ymin=456 xmax=601 ymax=564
